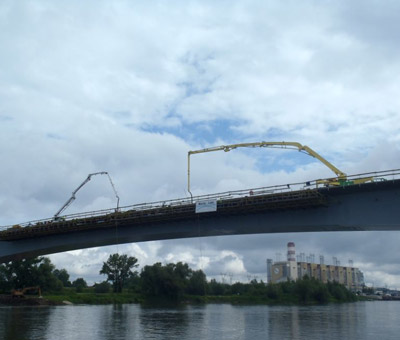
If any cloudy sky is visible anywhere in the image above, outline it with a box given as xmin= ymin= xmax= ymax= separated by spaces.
xmin=1 ymin=0 xmax=400 ymax=288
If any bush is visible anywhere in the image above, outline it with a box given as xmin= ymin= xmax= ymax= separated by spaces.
xmin=94 ymin=281 xmax=111 ymax=294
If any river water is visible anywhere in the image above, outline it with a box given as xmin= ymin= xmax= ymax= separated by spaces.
xmin=1 ymin=301 xmax=400 ymax=340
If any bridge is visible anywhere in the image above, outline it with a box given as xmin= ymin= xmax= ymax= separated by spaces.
xmin=0 ymin=169 xmax=399 ymax=263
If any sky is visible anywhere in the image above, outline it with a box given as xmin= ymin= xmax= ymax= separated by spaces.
xmin=1 ymin=0 xmax=400 ymax=288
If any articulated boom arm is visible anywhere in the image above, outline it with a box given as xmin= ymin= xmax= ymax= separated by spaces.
xmin=54 ymin=172 xmax=120 ymax=219
xmin=187 ymin=141 xmax=348 ymax=195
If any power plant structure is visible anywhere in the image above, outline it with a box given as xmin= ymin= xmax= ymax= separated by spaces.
xmin=267 ymin=242 xmax=364 ymax=291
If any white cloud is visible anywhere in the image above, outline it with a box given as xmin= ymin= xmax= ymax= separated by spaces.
xmin=1 ymin=0 xmax=400 ymax=288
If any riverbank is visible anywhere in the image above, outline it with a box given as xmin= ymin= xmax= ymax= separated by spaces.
xmin=37 ymin=291 xmax=358 ymax=305
xmin=0 ymin=277 xmax=359 ymax=306
xmin=0 ymin=295 xmax=62 ymax=306
xmin=0 ymin=293 xmax=363 ymax=306
xmin=44 ymin=292 xmax=141 ymax=305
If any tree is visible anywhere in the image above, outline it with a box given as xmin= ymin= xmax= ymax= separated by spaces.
xmin=0 ymin=257 xmax=61 ymax=293
xmin=124 ymin=272 xmax=141 ymax=293
xmin=187 ymin=270 xmax=207 ymax=296
xmin=72 ymin=278 xmax=87 ymax=292
xmin=139 ymin=262 xmax=206 ymax=299
xmin=53 ymin=269 xmax=71 ymax=287
xmin=100 ymin=253 xmax=139 ymax=293
xmin=140 ymin=262 xmax=184 ymax=298
xmin=207 ymin=279 xmax=227 ymax=296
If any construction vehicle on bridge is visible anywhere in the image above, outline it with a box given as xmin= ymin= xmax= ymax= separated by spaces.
xmin=187 ymin=141 xmax=374 ymax=196
xmin=53 ymin=172 xmax=120 ymax=220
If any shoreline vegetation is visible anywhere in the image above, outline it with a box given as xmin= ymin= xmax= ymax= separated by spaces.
xmin=0 ymin=254 xmax=359 ymax=306
xmin=5 ymin=278 xmax=358 ymax=306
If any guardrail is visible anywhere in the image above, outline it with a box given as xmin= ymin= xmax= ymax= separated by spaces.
xmin=2 ymin=168 xmax=400 ymax=231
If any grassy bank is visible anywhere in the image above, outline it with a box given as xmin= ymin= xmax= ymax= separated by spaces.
xmin=39 ymin=277 xmax=359 ymax=305
xmin=185 ymin=294 xmax=358 ymax=305
xmin=43 ymin=291 xmax=358 ymax=306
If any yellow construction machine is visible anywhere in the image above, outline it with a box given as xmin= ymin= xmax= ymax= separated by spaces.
xmin=187 ymin=141 xmax=373 ymax=195
xmin=11 ymin=286 xmax=42 ymax=298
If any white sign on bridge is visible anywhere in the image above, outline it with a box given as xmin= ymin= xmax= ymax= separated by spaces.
xmin=195 ymin=200 xmax=217 ymax=213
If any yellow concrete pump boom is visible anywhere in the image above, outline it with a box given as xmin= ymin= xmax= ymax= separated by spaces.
xmin=187 ymin=141 xmax=372 ymax=195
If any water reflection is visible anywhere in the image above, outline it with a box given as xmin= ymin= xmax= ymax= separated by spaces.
xmin=201 ymin=304 xmax=246 ymax=339
xmin=96 ymin=304 xmax=139 ymax=339
xmin=1 ymin=302 xmax=400 ymax=339
xmin=139 ymin=304 xmax=193 ymax=339
xmin=44 ymin=304 xmax=144 ymax=340
xmin=266 ymin=304 xmax=364 ymax=340
xmin=0 ymin=306 xmax=51 ymax=340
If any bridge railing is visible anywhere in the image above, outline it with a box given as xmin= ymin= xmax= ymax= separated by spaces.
xmin=2 ymin=168 xmax=400 ymax=230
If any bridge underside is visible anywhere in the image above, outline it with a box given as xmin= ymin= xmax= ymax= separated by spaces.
xmin=0 ymin=180 xmax=399 ymax=262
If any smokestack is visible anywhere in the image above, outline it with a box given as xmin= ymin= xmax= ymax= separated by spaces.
xmin=287 ymin=242 xmax=296 ymax=262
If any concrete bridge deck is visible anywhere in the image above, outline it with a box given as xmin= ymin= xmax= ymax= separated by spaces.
xmin=0 ymin=169 xmax=399 ymax=262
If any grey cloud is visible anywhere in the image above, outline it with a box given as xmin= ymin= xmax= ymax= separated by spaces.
xmin=334 ymin=1 xmax=400 ymax=51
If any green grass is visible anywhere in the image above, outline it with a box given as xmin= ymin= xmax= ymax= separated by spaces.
xmin=43 ymin=280 xmax=359 ymax=306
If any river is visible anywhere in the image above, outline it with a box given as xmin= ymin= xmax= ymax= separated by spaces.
xmin=1 ymin=301 xmax=400 ymax=340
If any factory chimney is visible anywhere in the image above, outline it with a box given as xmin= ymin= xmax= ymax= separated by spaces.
xmin=287 ymin=242 xmax=296 ymax=262
xmin=287 ymin=242 xmax=298 ymax=281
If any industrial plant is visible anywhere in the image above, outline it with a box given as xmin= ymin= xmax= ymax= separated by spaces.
xmin=267 ymin=242 xmax=364 ymax=291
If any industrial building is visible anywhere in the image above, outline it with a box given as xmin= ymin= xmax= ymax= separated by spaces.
xmin=267 ymin=242 xmax=364 ymax=291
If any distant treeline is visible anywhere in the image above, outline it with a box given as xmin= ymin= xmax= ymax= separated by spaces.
xmin=0 ymin=255 xmax=357 ymax=305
